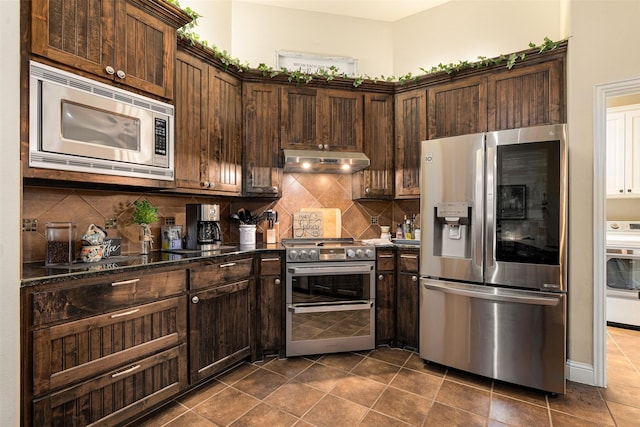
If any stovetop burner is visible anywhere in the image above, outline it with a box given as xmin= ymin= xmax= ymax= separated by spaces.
xmin=281 ymin=238 xmax=375 ymax=262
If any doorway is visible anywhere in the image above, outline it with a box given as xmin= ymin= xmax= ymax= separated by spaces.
xmin=594 ymin=77 xmax=640 ymax=387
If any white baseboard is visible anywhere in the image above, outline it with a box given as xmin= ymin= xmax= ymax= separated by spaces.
xmin=567 ymin=359 xmax=598 ymax=386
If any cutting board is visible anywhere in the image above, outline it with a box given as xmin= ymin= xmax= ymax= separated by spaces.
xmin=301 ymin=208 xmax=341 ymax=238
xmin=293 ymin=211 xmax=323 ymax=238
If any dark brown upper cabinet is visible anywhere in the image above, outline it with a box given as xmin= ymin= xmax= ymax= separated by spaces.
xmin=243 ymin=82 xmax=282 ymax=197
xmin=487 ymin=59 xmax=565 ymax=130
xmin=395 ymin=89 xmax=427 ymax=198
xmin=281 ymin=87 xmax=363 ymax=152
xmin=427 ymin=76 xmax=488 ymax=139
xmin=175 ymin=49 xmax=242 ymax=195
xmin=30 ymin=0 xmax=190 ymax=100
xmin=354 ymin=93 xmax=394 ymax=199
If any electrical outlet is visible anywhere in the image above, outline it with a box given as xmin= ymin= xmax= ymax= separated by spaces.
xmin=22 ymin=218 xmax=38 ymax=232
xmin=165 ymin=217 xmax=176 ymax=225
xmin=104 ymin=218 xmax=118 ymax=229
xmin=370 ymin=216 xmax=378 ymax=225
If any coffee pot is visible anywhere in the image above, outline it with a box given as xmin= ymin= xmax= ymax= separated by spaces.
xmin=185 ymin=204 xmax=223 ymax=250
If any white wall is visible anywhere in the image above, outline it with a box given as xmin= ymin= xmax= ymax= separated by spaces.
xmin=0 ymin=0 xmax=22 ymax=424
xmin=179 ymin=0 xmax=233 ymax=52
xmin=393 ymin=0 xmax=564 ymax=76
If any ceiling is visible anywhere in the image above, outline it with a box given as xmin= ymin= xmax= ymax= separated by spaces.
xmin=240 ymin=0 xmax=451 ymax=22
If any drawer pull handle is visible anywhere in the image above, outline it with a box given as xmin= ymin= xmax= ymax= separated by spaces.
xmin=378 ymin=254 xmax=394 ymax=258
xmin=261 ymin=258 xmax=281 ymax=262
xmin=110 ymin=309 xmax=140 ymax=319
xmin=111 ymin=364 xmax=141 ymax=378
xmin=219 ymin=262 xmax=237 ymax=268
xmin=400 ymin=254 xmax=418 ymax=259
xmin=111 ymin=278 xmax=140 ymax=287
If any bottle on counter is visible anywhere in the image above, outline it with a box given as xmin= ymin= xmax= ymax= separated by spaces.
xmin=403 ymin=215 xmax=412 ymax=239
xmin=396 ymin=223 xmax=404 ymax=239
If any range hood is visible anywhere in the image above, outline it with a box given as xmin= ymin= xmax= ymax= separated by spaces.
xmin=282 ymin=149 xmax=370 ymax=173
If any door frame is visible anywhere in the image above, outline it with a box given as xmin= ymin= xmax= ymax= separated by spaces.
xmin=593 ymin=76 xmax=640 ymax=387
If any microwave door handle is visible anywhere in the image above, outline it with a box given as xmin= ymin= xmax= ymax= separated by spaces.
xmin=288 ymin=265 xmax=373 ymax=276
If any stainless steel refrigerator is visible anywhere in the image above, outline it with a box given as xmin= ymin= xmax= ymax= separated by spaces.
xmin=420 ymin=124 xmax=567 ymax=394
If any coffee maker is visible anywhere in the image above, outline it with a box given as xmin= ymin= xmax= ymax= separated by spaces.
xmin=185 ymin=204 xmax=223 ymax=250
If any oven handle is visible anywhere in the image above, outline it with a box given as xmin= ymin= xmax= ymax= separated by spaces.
xmin=287 ymin=264 xmax=373 ymax=276
xmin=288 ymin=301 xmax=373 ymax=314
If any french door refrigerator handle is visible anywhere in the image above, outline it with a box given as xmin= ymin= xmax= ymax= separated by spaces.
xmin=422 ymin=281 xmax=560 ymax=306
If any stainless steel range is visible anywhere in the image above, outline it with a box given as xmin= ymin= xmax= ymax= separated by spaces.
xmin=282 ymin=238 xmax=376 ymax=357
xmin=606 ymin=221 xmax=640 ymax=328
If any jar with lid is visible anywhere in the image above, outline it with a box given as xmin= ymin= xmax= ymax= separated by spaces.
xmin=46 ymin=222 xmax=76 ymax=265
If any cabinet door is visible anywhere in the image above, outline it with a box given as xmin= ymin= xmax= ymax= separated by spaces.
xmin=33 ymin=297 xmax=187 ymax=397
xmin=281 ymin=87 xmax=322 ymax=150
xmin=33 ymin=345 xmax=187 ymax=427
xmin=396 ymin=251 xmax=419 ymax=349
xmin=607 ymin=111 xmax=627 ymax=196
xmin=243 ymin=83 xmax=282 ymax=197
xmin=205 ymin=68 xmax=242 ymax=194
xmin=31 ymin=0 xmax=115 ymax=78
xmin=396 ymin=272 xmax=419 ymax=349
xmin=175 ymin=51 xmax=208 ymax=190
xmin=354 ymin=93 xmax=394 ymax=199
xmin=427 ymin=76 xmax=488 ymax=139
xmin=189 ymin=279 xmax=253 ymax=383
xmin=626 ymin=110 xmax=640 ymax=195
xmin=114 ymin=1 xmax=176 ymax=99
xmin=487 ymin=59 xmax=564 ymax=131
xmin=395 ymin=90 xmax=426 ymax=198
xmin=258 ymin=256 xmax=284 ymax=357
xmin=376 ymin=271 xmax=396 ymax=346
xmin=322 ymin=89 xmax=364 ymax=152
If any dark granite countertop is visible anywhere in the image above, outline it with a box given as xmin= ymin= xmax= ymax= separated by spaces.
xmin=22 ymin=242 xmax=285 ymax=286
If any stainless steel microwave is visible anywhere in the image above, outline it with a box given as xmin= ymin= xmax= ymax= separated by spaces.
xmin=29 ymin=61 xmax=174 ymax=181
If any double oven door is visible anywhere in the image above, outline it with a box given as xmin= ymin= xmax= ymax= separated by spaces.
xmin=285 ymin=261 xmax=375 ymax=357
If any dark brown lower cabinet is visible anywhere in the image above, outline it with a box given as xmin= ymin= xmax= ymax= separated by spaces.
xmin=396 ymin=250 xmax=420 ymax=349
xmin=257 ymin=254 xmax=284 ymax=358
xmin=188 ymin=274 xmax=255 ymax=383
xmin=375 ymin=249 xmax=396 ymax=346
xmin=32 ymin=344 xmax=187 ymax=427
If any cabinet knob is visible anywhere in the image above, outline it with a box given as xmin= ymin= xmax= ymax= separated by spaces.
xmin=411 ymin=275 xmax=418 ymax=282
xmin=275 ymin=279 xmax=281 ymax=285
xmin=323 ymin=144 xmax=329 ymax=150
xmin=318 ymin=144 xmax=324 ymax=150
xmin=191 ymin=296 xmax=200 ymax=304
xmin=620 ymin=189 xmax=624 ymax=193
xmin=378 ymin=274 xmax=384 ymax=280
xmin=365 ymin=188 xmax=371 ymax=194
xmin=271 ymin=186 xmax=278 ymax=192
xmin=116 ymin=69 xmax=126 ymax=79
xmin=105 ymin=66 xmax=115 ymax=75
xmin=201 ymin=181 xmax=210 ymax=188
xmin=628 ymin=189 xmax=632 ymax=192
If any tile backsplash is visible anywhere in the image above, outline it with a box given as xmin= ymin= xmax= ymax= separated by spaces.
xmin=22 ymin=174 xmax=418 ymax=263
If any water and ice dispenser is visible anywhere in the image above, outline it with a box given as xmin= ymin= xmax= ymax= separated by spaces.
xmin=434 ymin=202 xmax=471 ymax=258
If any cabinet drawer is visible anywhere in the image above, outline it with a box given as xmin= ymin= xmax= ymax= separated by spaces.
xmin=31 ymin=268 xmax=186 ymax=327
xmin=190 ymin=257 xmax=254 ymax=290
xmin=32 ymin=296 xmax=187 ymax=397
xmin=260 ymin=255 xmax=282 ymax=276
xmin=33 ymin=344 xmax=187 ymax=427
xmin=398 ymin=252 xmax=420 ymax=273
xmin=376 ymin=250 xmax=395 ymax=271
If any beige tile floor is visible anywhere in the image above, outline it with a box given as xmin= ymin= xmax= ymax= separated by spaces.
xmin=134 ymin=327 xmax=640 ymax=426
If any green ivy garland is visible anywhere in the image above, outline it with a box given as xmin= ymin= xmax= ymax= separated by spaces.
xmin=167 ymin=0 xmax=564 ymax=87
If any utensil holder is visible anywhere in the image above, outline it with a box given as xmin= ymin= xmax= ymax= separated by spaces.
xmin=239 ymin=224 xmax=257 ymax=245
